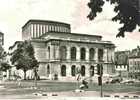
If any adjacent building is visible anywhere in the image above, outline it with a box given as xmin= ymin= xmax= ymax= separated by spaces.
xmin=114 ymin=51 xmax=130 ymax=77
xmin=128 ymin=46 xmax=140 ymax=79
xmin=129 ymin=56 xmax=140 ymax=79
xmin=0 ymin=32 xmax=4 ymax=45
xmin=22 ymin=19 xmax=115 ymax=81
xmin=0 ymin=31 xmax=4 ymax=79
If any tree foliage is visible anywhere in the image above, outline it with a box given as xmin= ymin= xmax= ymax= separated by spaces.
xmin=87 ymin=0 xmax=140 ymax=37
xmin=0 ymin=45 xmax=9 ymax=72
xmin=9 ymin=40 xmax=38 ymax=80
xmin=0 ymin=45 xmax=6 ymax=60
xmin=0 ymin=62 xmax=11 ymax=72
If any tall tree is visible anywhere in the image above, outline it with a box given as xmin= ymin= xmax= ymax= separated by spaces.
xmin=0 ymin=45 xmax=6 ymax=60
xmin=87 ymin=0 xmax=140 ymax=37
xmin=9 ymin=40 xmax=38 ymax=80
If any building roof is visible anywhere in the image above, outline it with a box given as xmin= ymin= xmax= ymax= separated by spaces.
xmin=41 ymin=31 xmax=102 ymax=39
xmin=22 ymin=19 xmax=70 ymax=29
xmin=115 ymin=50 xmax=130 ymax=53
xmin=31 ymin=32 xmax=115 ymax=47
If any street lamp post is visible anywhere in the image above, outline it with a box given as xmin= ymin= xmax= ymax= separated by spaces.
xmin=100 ymin=71 xmax=103 ymax=97
xmin=97 ymin=61 xmax=103 ymax=97
xmin=33 ymin=67 xmax=38 ymax=89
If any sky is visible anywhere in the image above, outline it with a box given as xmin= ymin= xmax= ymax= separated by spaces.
xmin=0 ymin=0 xmax=140 ymax=51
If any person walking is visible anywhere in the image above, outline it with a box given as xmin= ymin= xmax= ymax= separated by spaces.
xmin=79 ymin=79 xmax=89 ymax=89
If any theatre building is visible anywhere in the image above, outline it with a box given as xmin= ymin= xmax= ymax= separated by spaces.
xmin=22 ymin=19 xmax=115 ymax=81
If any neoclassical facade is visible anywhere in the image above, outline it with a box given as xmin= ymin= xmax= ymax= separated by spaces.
xmin=22 ymin=19 xmax=115 ymax=81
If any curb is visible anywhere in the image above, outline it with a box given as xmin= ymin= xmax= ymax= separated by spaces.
xmin=104 ymin=95 xmax=140 ymax=99
xmin=33 ymin=92 xmax=140 ymax=98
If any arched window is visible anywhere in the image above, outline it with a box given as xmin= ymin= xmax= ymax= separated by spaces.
xmin=71 ymin=65 xmax=76 ymax=76
xmin=89 ymin=48 xmax=95 ymax=61
xmin=60 ymin=46 xmax=67 ymax=60
xmin=80 ymin=47 xmax=86 ymax=60
xmin=98 ymin=49 xmax=104 ymax=61
xmin=47 ymin=65 xmax=50 ymax=75
xmin=71 ymin=47 xmax=76 ymax=61
xmin=90 ymin=66 xmax=94 ymax=76
xmin=61 ymin=65 xmax=66 ymax=76
xmin=81 ymin=65 xmax=85 ymax=76
xmin=48 ymin=46 xmax=50 ymax=59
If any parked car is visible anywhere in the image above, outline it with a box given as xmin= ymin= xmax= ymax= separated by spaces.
xmin=110 ymin=78 xmax=121 ymax=83
xmin=120 ymin=80 xmax=134 ymax=84
xmin=106 ymin=77 xmax=122 ymax=84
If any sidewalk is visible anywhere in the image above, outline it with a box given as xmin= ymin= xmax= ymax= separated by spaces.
xmin=33 ymin=90 xmax=140 ymax=98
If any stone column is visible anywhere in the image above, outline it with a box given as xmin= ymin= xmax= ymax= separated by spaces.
xmin=66 ymin=65 xmax=71 ymax=77
xmin=103 ymin=49 xmax=107 ymax=63
xmin=55 ymin=46 xmax=60 ymax=60
xmin=40 ymin=25 xmax=42 ymax=36
xmin=31 ymin=24 xmax=33 ymax=38
xmin=46 ymin=47 xmax=49 ymax=60
xmin=34 ymin=24 xmax=36 ymax=38
xmin=76 ymin=47 xmax=80 ymax=61
xmin=94 ymin=48 xmax=98 ymax=63
xmin=86 ymin=48 xmax=89 ymax=61
xmin=111 ymin=48 xmax=115 ymax=62
xmin=50 ymin=45 xmax=54 ymax=60
xmin=45 ymin=25 xmax=48 ymax=33
xmin=85 ymin=65 xmax=90 ymax=77
xmin=66 ymin=46 xmax=70 ymax=60
xmin=37 ymin=24 xmax=40 ymax=37
xmin=108 ymin=49 xmax=112 ymax=62
xmin=53 ymin=45 xmax=57 ymax=60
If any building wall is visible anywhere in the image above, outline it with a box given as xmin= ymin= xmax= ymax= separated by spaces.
xmin=32 ymin=39 xmax=115 ymax=81
xmin=31 ymin=41 xmax=47 ymax=62
xmin=22 ymin=19 xmax=115 ymax=81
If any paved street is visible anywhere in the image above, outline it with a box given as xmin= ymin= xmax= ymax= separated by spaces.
xmin=0 ymin=80 xmax=140 ymax=99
